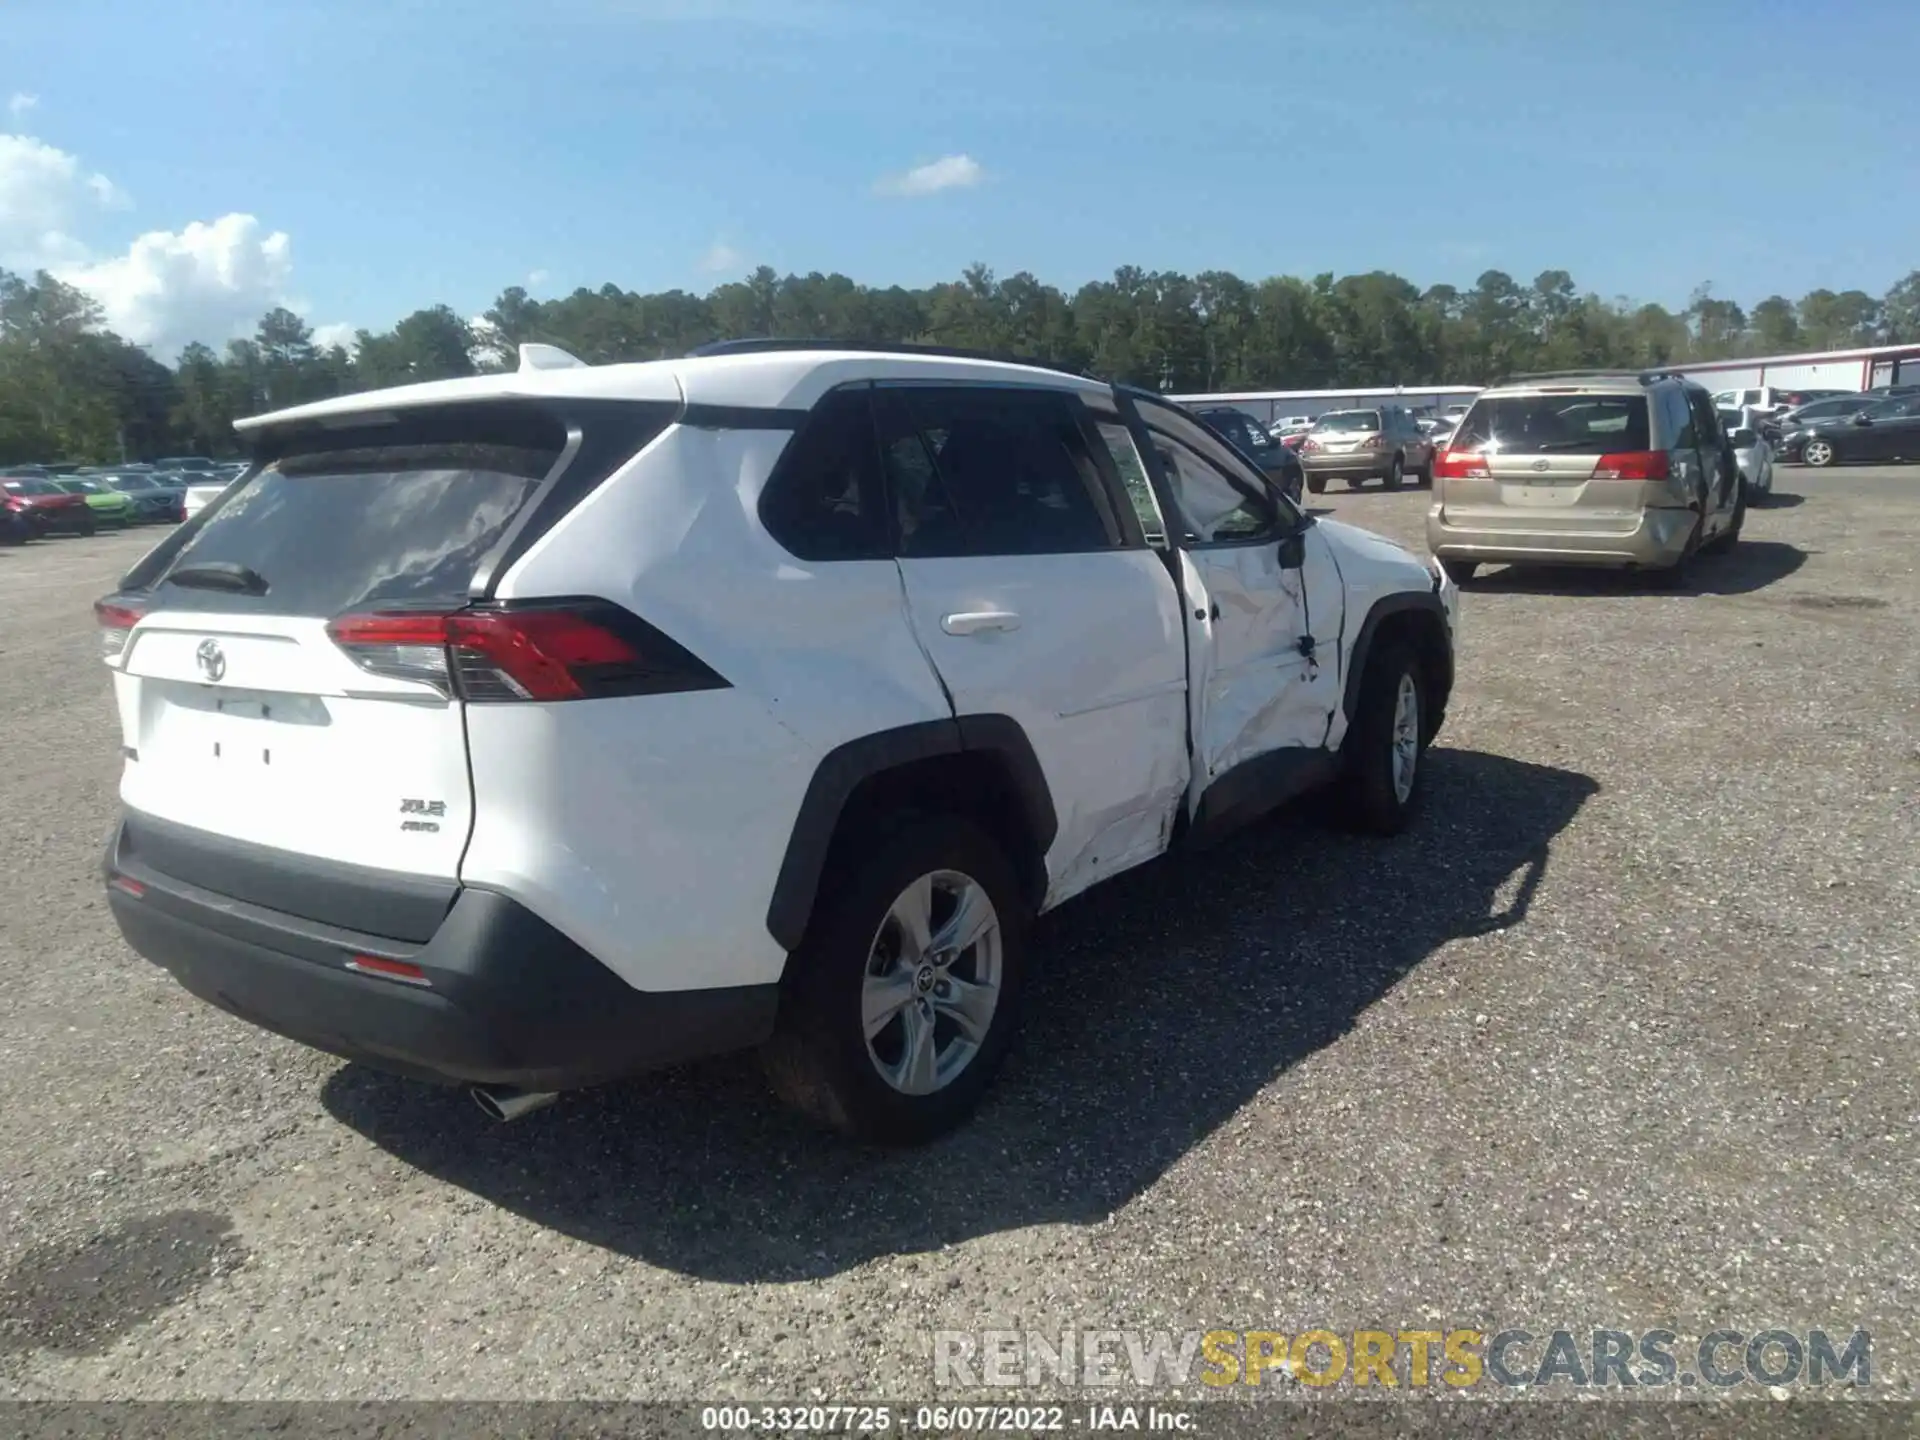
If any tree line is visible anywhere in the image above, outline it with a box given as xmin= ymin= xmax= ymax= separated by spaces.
xmin=3 ymin=261 xmax=1918 ymax=464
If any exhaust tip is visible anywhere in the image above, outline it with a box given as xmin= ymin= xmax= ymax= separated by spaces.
xmin=470 ymin=1085 xmax=559 ymax=1123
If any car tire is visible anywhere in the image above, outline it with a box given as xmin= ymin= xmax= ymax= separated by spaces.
xmin=1802 ymin=438 xmax=1836 ymax=468
xmin=1334 ymin=640 xmax=1429 ymax=837
xmin=1417 ymin=455 xmax=1434 ymax=488
xmin=761 ymin=813 xmax=1028 ymax=1145
xmin=76 ymin=516 xmax=97 ymax=538
xmin=1384 ymin=455 xmax=1404 ymax=490
xmin=1306 ymin=474 xmax=1326 ymax=495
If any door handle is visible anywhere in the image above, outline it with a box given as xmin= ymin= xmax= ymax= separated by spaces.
xmin=941 ymin=610 xmax=1021 ymax=636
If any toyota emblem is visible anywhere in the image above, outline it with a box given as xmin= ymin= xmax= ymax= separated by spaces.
xmin=195 ymin=639 xmax=227 ymax=682
xmin=1530 ymin=458 xmax=1551 ymax=473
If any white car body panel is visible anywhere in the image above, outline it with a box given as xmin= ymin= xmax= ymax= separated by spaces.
xmin=896 ymin=549 xmax=1191 ymax=907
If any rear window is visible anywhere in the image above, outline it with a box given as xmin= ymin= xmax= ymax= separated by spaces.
xmin=1452 ymin=395 xmax=1651 ymax=454
xmin=153 ymin=439 xmax=559 ymax=617
xmin=1314 ymin=411 xmax=1382 ymax=432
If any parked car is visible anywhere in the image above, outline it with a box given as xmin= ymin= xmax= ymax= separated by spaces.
xmin=1 ymin=475 xmax=96 ymax=535
xmin=1787 ymin=394 xmax=1920 ymax=468
xmin=1428 ymin=369 xmax=1744 ymax=583
xmin=1300 ymin=405 xmax=1435 ymax=492
xmin=1193 ymin=406 xmax=1305 ymax=503
xmin=1268 ymin=414 xmax=1315 ymax=437
xmin=103 ymin=474 xmax=188 ymax=523
xmin=96 ymin=339 xmax=1459 ymax=1143
xmin=1717 ymin=410 xmax=1775 ymax=502
xmin=52 ymin=477 xmax=136 ymax=527
xmin=152 ymin=455 xmax=220 ymax=474
xmin=180 ymin=477 xmax=231 ymax=522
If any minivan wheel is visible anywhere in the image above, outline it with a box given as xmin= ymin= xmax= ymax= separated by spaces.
xmin=1306 ymin=474 xmax=1327 ymax=495
xmin=1802 ymin=438 xmax=1836 ymax=468
xmin=1334 ymin=641 xmax=1428 ymax=836
xmin=762 ymin=815 xmax=1027 ymax=1144
xmin=1384 ymin=455 xmax=1404 ymax=490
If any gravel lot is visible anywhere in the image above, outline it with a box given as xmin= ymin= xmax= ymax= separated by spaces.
xmin=1 ymin=468 xmax=1915 ymax=1404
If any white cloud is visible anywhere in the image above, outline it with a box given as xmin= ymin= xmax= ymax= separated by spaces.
xmin=56 ymin=214 xmax=296 ymax=358
xmin=526 ymin=267 xmax=550 ymax=287
xmin=2 ymin=127 xmax=337 ymax=358
xmin=311 ymin=321 xmax=358 ymax=353
xmin=874 ymin=153 xmax=984 ymax=198
xmin=698 ymin=239 xmax=744 ymax=274
xmin=0 ymin=131 xmax=129 ymax=268
xmin=8 ymin=93 xmax=38 ymax=120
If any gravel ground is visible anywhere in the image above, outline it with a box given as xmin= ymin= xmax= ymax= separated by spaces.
xmin=0 ymin=468 xmax=1915 ymax=1405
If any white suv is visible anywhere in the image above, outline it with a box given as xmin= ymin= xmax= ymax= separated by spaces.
xmin=97 ymin=341 xmax=1459 ymax=1143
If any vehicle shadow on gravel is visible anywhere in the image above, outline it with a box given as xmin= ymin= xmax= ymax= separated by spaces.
xmin=1468 ymin=539 xmax=1805 ymax=598
xmin=323 ymin=748 xmax=1596 ymax=1282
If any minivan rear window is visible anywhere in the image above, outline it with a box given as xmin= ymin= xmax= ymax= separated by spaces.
xmin=1452 ymin=395 xmax=1651 ymax=454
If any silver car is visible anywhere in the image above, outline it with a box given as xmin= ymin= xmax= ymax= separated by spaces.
xmin=1300 ymin=404 xmax=1434 ymax=493
xmin=1426 ymin=370 xmax=1745 ymax=582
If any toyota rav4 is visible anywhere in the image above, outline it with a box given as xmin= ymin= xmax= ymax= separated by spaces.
xmin=97 ymin=340 xmax=1459 ymax=1143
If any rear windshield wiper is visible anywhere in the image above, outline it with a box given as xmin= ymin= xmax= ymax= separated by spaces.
xmin=166 ymin=562 xmax=270 ymax=596
xmin=1527 ymin=439 xmax=1615 ymax=452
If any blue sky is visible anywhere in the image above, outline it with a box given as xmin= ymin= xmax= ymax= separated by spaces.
xmin=4 ymin=0 xmax=1917 ymax=352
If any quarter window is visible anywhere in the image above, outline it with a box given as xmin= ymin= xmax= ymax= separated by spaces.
xmin=758 ymin=387 xmax=890 ymax=561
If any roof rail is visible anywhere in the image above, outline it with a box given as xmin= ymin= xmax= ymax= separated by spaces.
xmin=686 ymin=337 xmax=1095 ymax=380
xmin=518 ymin=342 xmax=588 ymax=372
xmin=1497 ymin=367 xmax=1688 ymax=387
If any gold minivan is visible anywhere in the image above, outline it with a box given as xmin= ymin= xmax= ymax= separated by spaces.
xmin=1426 ymin=371 xmax=1745 ymax=583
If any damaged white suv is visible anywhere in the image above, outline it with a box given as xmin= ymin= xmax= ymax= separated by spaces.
xmin=98 ymin=341 xmax=1458 ymax=1143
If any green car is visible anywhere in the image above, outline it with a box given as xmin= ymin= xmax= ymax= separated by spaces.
xmin=52 ymin=478 xmax=135 ymax=527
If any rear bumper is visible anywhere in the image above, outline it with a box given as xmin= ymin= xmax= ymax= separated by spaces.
xmin=1303 ymin=452 xmax=1394 ymax=478
xmin=1425 ymin=503 xmax=1696 ymax=568
xmin=103 ymin=816 xmax=779 ymax=1091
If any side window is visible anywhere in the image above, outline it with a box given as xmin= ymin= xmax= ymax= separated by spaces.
xmin=877 ymin=387 xmax=1127 ymax=559
xmin=1149 ymin=432 xmax=1279 ymax=545
xmin=757 ymin=386 xmax=890 ymax=561
xmin=1094 ymin=420 xmax=1167 ymax=547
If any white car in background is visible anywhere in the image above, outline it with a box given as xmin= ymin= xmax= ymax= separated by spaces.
xmin=181 ymin=465 xmax=245 ymax=522
xmin=1720 ymin=409 xmax=1775 ymax=503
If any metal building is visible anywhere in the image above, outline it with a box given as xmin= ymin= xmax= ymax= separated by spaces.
xmin=1165 ymin=385 xmax=1482 ymax=428
xmin=1675 ymin=342 xmax=1920 ymax=396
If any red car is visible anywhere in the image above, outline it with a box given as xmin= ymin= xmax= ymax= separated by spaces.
xmin=2 ymin=476 xmax=97 ymax=538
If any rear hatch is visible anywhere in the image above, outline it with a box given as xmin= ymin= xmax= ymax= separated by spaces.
xmin=101 ymin=405 xmax=574 ymax=883
xmin=1435 ymin=391 xmax=1666 ymax=530
xmin=1304 ymin=411 xmax=1384 ymax=457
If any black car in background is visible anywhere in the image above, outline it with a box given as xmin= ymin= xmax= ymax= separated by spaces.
xmin=102 ymin=472 xmax=186 ymax=522
xmin=1784 ymin=394 xmax=1920 ymax=467
xmin=1193 ymin=406 xmax=1306 ymax=504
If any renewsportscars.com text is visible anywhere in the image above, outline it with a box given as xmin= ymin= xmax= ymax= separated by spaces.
xmin=934 ymin=1327 xmax=1871 ymax=1391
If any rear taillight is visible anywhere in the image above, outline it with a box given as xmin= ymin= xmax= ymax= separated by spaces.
xmin=326 ymin=600 xmax=728 ymax=703
xmin=1359 ymin=435 xmax=1382 ymax=450
xmin=95 ymin=597 xmax=146 ymax=661
xmin=1302 ymin=438 xmax=1319 ymax=453
xmin=1591 ymin=451 xmax=1671 ymax=482
xmin=1433 ymin=449 xmax=1490 ymax=480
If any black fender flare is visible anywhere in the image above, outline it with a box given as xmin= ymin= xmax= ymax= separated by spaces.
xmin=764 ymin=715 xmax=1057 ymax=953
xmin=1341 ymin=591 xmax=1454 ymax=730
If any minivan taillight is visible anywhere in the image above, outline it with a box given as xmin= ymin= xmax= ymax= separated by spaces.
xmin=326 ymin=601 xmax=728 ymax=703
xmin=1433 ymin=450 xmax=1490 ymax=480
xmin=94 ymin=597 xmax=146 ymax=662
xmin=1591 ymin=451 xmax=1671 ymax=482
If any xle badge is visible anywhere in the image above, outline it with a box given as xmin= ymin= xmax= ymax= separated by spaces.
xmin=400 ymin=798 xmax=447 ymax=833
